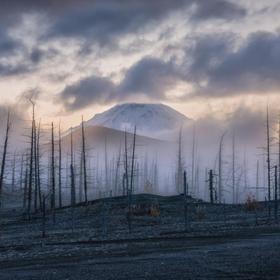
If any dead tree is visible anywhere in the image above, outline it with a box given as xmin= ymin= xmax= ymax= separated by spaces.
xmin=266 ymin=106 xmax=271 ymax=218
xmin=232 ymin=132 xmax=236 ymax=204
xmin=218 ymin=132 xmax=226 ymax=203
xmin=51 ymin=122 xmax=56 ymax=210
xmin=11 ymin=152 xmax=16 ymax=192
xmin=127 ymin=126 xmax=137 ymax=233
xmin=36 ymin=121 xmax=42 ymax=211
xmin=81 ymin=116 xmax=88 ymax=202
xmin=183 ymin=170 xmax=188 ymax=230
xmin=256 ymin=160 xmax=260 ymax=201
xmin=176 ymin=126 xmax=184 ymax=194
xmin=209 ymin=169 xmax=214 ymax=204
xmin=70 ymin=128 xmax=76 ymax=206
xmin=278 ymin=115 xmax=280 ymax=202
xmin=0 ymin=111 xmax=11 ymax=207
xmin=27 ymin=101 xmax=35 ymax=217
xmin=191 ymin=124 xmax=196 ymax=195
xmin=58 ymin=122 xmax=62 ymax=208
xmin=23 ymin=163 xmax=28 ymax=209
xmin=114 ymin=144 xmax=122 ymax=196
xmin=124 ymin=130 xmax=129 ymax=196
xmin=79 ymin=151 xmax=83 ymax=202
xmin=274 ymin=165 xmax=278 ymax=222
xmin=34 ymin=121 xmax=38 ymax=212
xmin=19 ymin=153 xmax=24 ymax=192
xmin=130 ymin=126 xmax=136 ymax=194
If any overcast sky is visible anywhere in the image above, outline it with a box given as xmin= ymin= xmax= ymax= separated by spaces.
xmin=0 ymin=0 xmax=279 ymax=129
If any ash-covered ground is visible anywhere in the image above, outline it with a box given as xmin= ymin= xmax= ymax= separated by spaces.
xmin=0 ymin=194 xmax=280 ymax=280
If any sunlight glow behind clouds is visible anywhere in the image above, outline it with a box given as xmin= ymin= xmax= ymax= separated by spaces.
xmin=0 ymin=0 xmax=279 ymax=129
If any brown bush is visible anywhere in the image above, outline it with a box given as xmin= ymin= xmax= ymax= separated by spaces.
xmin=244 ymin=196 xmax=260 ymax=211
xmin=149 ymin=206 xmax=160 ymax=217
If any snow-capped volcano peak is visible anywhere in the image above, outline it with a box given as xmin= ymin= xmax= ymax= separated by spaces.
xmin=86 ymin=103 xmax=190 ymax=138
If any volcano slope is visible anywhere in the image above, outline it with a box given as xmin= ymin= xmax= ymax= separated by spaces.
xmin=0 ymin=194 xmax=280 ymax=280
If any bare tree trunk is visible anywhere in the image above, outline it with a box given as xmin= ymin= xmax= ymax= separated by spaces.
xmin=0 ymin=111 xmax=10 ymax=207
xmin=70 ymin=128 xmax=76 ymax=206
xmin=183 ymin=170 xmax=188 ymax=230
xmin=127 ymin=126 xmax=137 ymax=234
xmin=232 ymin=132 xmax=236 ymax=204
xmin=19 ymin=153 xmax=24 ymax=192
xmin=34 ymin=121 xmax=38 ymax=212
xmin=23 ymin=164 xmax=28 ymax=209
xmin=278 ymin=116 xmax=280 ymax=202
xmin=28 ymin=102 xmax=35 ymax=217
xmin=79 ymin=151 xmax=83 ymax=202
xmin=124 ymin=130 xmax=129 ymax=196
xmin=11 ymin=153 xmax=16 ymax=192
xmin=51 ymin=122 xmax=56 ymax=210
xmin=191 ymin=125 xmax=196 ymax=195
xmin=36 ymin=121 xmax=42 ymax=211
xmin=130 ymin=126 xmax=136 ymax=194
xmin=256 ymin=160 xmax=259 ymax=201
xmin=176 ymin=127 xmax=183 ymax=194
xmin=209 ymin=169 xmax=214 ymax=204
xmin=274 ymin=165 xmax=278 ymax=223
xmin=81 ymin=116 xmax=88 ymax=202
xmin=266 ymin=106 xmax=271 ymax=218
xmin=218 ymin=132 xmax=226 ymax=204
xmin=104 ymin=137 xmax=109 ymax=195
xmin=58 ymin=122 xmax=62 ymax=208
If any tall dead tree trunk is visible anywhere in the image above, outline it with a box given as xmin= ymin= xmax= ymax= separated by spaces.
xmin=218 ymin=132 xmax=226 ymax=204
xmin=183 ymin=170 xmax=188 ymax=230
xmin=36 ymin=121 xmax=42 ymax=211
xmin=209 ymin=169 xmax=214 ymax=204
xmin=266 ymin=106 xmax=271 ymax=218
xmin=114 ymin=144 xmax=122 ymax=196
xmin=58 ymin=122 xmax=62 ymax=208
xmin=51 ymin=122 xmax=56 ymax=210
xmin=191 ymin=125 xmax=196 ymax=195
xmin=124 ymin=130 xmax=129 ymax=196
xmin=81 ymin=116 xmax=88 ymax=202
xmin=274 ymin=165 xmax=278 ymax=222
xmin=0 ymin=111 xmax=10 ymax=207
xmin=11 ymin=153 xmax=16 ymax=192
xmin=176 ymin=127 xmax=183 ymax=194
xmin=70 ymin=128 xmax=76 ymax=206
xmin=34 ymin=121 xmax=38 ymax=212
xmin=256 ymin=160 xmax=260 ymax=201
xmin=19 ymin=153 xmax=24 ymax=192
xmin=23 ymin=163 xmax=28 ymax=209
xmin=278 ymin=115 xmax=280 ymax=202
xmin=232 ymin=132 xmax=236 ymax=204
xmin=130 ymin=126 xmax=136 ymax=195
xmin=28 ymin=101 xmax=35 ymax=217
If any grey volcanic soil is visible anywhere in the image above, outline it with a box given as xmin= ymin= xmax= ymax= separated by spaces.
xmin=0 ymin=194 xmax=279 ymax=279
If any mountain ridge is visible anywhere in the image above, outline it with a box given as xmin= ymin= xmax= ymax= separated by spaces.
xmin=85 ymin=103 xmax=190 ymax=138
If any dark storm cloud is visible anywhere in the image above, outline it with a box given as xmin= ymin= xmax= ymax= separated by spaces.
xmin=0 ymin=28 xmax=23 ymax=56
xmin=0 ymin=0 xmax=247 ymax=79
xmin=59 ymin=29 xmax=280 ymax=111
xmin=190 ymin=31 xmax=280 ymax=97
xmin=40 ymin=0 xmax=246 ymax=45
xmin=191 ymin=0 xmax=246 ymax=21
xmin=119 ymin=58 xmax=181 ymax=98
xmin=60 ymin=76 xmax=115 ymax=110
xmin=59 ymin=57 xmax=181 ymax=110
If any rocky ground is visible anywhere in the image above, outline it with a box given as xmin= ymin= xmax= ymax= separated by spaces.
xmin=0 ymin=194 xmax=279 ymax=279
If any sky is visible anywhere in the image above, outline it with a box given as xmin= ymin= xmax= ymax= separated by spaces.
xmin=0 ymin=0 xmax=280 ymax=131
